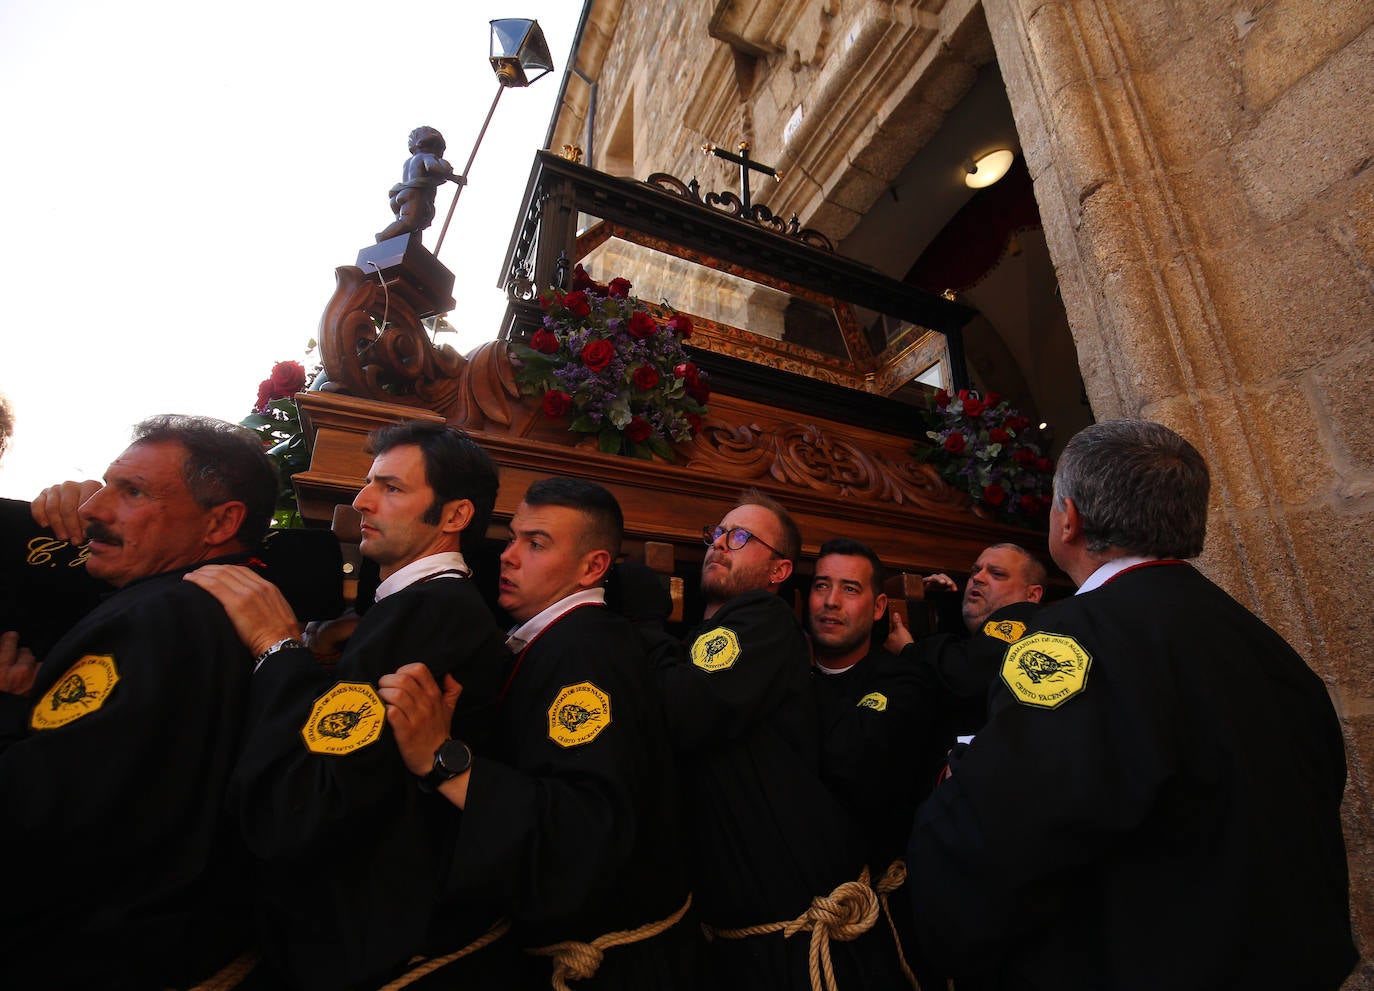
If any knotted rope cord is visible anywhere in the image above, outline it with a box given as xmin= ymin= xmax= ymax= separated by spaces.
xmin=704 ymin=868 xmax=880 ymax=991
xmin=525 ymin=893 xmax=692 ymax=991
xmin=184 ymin=951 xmax=258 ymax=990
xmin=874 ymin=858 xmax=921 ymax=990
xmin=376 ymin=917 xmax=512 ymax=990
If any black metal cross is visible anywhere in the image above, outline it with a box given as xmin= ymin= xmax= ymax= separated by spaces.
xmin=702 ymin=141 xmax=782 ymax=211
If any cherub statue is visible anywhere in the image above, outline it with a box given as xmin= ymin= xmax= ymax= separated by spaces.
xmin=376 ymin=126 xmax=457 ymax=243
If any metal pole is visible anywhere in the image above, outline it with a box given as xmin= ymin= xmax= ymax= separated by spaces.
xmin=433 ymin=81 xmax=507 ymax=260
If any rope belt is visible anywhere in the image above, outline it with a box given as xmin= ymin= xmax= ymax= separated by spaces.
xmin=182 ymin=951 xmax=258 ymax=991
xmin=526 ymin=892 xmax=692 ymax=991
xmin=873 ymin=859 xmax=921 ymax=990
xmin=703 ymin=868 xmax=879 ymax=991
xmin=376 ymin=917 xmax=512 ymax=991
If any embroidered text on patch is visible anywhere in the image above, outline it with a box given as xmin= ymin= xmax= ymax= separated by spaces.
xmin=301 ymin=682 xmax=385 ymax=755
xmin=690 ymin=627 xmax=740 ymax=672
xmin=31 ymin=655 xmax=120 ymax=730
xmin=1001 ymin=632 xmax=1092 ymax=709
xmin=983 ymin=618 xmax=1028 ymax=644
xmin=857 ymin=692 xmax=888 ymax=711
xmin=548 ymin=681 xmax=611 ymax=748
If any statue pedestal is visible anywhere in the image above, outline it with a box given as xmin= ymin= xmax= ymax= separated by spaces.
xmin=355 ymin=234 xmax=456 ymax=318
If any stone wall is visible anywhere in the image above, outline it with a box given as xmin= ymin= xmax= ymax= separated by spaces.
xmin=553 ymin=1 xmax=1373 ymax=979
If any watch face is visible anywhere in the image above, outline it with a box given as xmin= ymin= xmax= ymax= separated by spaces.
xmin=435 ymin=739 xmax=472 ymax=776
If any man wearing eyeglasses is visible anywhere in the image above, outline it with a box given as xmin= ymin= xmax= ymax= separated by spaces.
xmin=640 ymin=489 xmax=903 ymax=990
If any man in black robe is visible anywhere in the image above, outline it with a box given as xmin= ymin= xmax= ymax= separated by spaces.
xmin=885 ymin=542 xmax=1045 ymax=745
xmin=639 ymin=490 xmax=902 ymax=991
xmin=379 ymin=477 xmax=695 ymax=990
xmin=908 ymin=419 xmax=1357 ymax=989
xmin=187 ymin=421 xmax=509 ymax=989
xmin=0 ymin=414 xmax=278 ymax=989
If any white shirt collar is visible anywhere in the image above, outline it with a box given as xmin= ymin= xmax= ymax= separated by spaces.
xmin=508 ymin=587 xmax=605 ymax=646
xmin=375 ymin=551 xmax=471 ymax=601
xmin=1076 ymin=554 xmax=1157 ymax=594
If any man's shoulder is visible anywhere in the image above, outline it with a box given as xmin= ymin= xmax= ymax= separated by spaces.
xmin=704 ymin=588 xmax=794 ymax=626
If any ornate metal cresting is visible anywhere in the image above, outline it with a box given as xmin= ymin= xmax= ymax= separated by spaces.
xmin=645 ymin=171 xmax=835 ymax=251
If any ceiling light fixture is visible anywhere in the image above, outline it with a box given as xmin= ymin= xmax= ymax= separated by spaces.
xmin=963 ymin=149 xmax=1015 ymax=189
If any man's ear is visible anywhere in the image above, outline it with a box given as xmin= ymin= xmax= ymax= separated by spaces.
xmin=205 ymin=501 xmax=248 ymax=547
xmin=1026 ymin=584 xmax=1045 ymax=604
xmin=580 ymin=548 xmax=613 ymax=589
xmin=438 ymin=498 xmax=475 ymax=535
xmin=1056 ymin=496 xmax=1082 ymax=548
xmin=871 ymin=591 xmax=889 ymax=622
xmin=769 ymin=558 xmax=794 ymax=586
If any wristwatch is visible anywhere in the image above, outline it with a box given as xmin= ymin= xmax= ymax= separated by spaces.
xmin=418 ymin=738 xmax=473 ymax=793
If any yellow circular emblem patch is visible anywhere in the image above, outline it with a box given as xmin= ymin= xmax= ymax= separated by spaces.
xmin=690 ymin=627 xmax=740 ymax=672
xmin=547 ymin=681 xmax=611 ymax=748
xmin=31 ymin=655 xmax=120 ymax=730
xmin=1001 ymin=632 xmax=1092 ymax=709
xmin=857 ymin=692 xmax=888 ymax=711
xmin=301 ymin=682 xmax=385 ymax=755
xmin=983 ymin=619 xmax=1028 ymax=644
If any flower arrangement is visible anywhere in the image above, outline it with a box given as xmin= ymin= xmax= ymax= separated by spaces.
xmin=918 ymin=388 xmax=1055 ymax=525
xmin=510 ymin=265 xmax=710 ymax=460
xmin=240 ymin=359 xmax=313 ymax=527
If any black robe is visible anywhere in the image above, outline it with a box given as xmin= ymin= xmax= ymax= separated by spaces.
xmin=647 ymin=590 xmax=903 ymax=990
xmin=0 ymin=562 xmax=254 ymax=990
xmin=908 ymin=562 xmax=1357 ymax=989
xmin=429 ymin=601 xmax=696 ymax=990
xmin=230 ymin=573 xmax=508 ymax=991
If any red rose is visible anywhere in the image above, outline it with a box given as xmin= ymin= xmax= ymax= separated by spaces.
xmin=963 ymin=397 xmax=985 ymax=418
xmin=687 ymin=376 xmax=710 ymax=403
xmin=270 ymin=360 xmax=307 ymax=395
xmin=628 ymin=311 xmax=658 ymax=339
xmin=1013 ymin=447 xmax=1037 ymax=466
xmin=541 ymin=390 xmax=572 ymax=418
xmin=957 ymin=389 xmax=971 ymax=402
xmin=1035 ymin=456 xmax=1054 ymax=473
xmin=984 ymin=391 xmax=1003 ymax=408
xmin=934 ymin=389 xmax=951 ymax=409
xmin=608 ymin=277 xmax=632 ymax=298
xmin=982 ymin=483 xmax=1006 ymax=507
xmin=988 ymin=427 xmax=1010 ymax=444
xmin=632 ymin=364 xmax=660 ymax=390
xmin=563 ymin=291 xmax=592 ymax=318
xmin=530 ymin=329 xmax=559 ymax=354
xmin=666 ymin=314 xmax=693 ymax=338
xmin=674 ymin=362 xmax=696 ymax=380
xmin=1007 ymin=415 xmax=1032 ymax=433
xmin=1019 ymin=494 xmax=1042 ymax=514
xmin=685 ymin=413 xmax=703 ymax=435
xmin=580 ymin=339 xmax=615 ymax=372
xmin=539 ymin=289 xmax=564 ymax=311
xmin=625 ymin=417 xmax=652 ymax=443
xmin=944 ymin=433 xmax=966 ymax=454
xmin=255 ymin=379 xmax=273 ymax=411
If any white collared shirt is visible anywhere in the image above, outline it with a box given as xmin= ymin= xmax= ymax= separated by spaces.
xmin=1076 ymin=555 xmax=1157 ymax=595
xmin=374 ymin=551 xmax=471 ymax=601
xmin=507 ymin=587 xmax=606 ymax=648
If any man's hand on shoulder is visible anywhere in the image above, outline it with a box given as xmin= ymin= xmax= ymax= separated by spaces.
xmin=0 ymin=630 xmax=38 ymax=696
xmin=31 ymin=480 xmax=101 ymax=545
xmin=184 ymin=564 xmax=301 ymax=658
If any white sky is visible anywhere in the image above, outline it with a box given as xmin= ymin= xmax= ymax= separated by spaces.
xmin=0 ymin=0 xmax=584 ymax=498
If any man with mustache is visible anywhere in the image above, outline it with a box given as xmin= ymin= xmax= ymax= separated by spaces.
xmin=637 ymin=490 xmax=902 ymax=990
xmin=0 ymin=415 xmax=278 ymax=989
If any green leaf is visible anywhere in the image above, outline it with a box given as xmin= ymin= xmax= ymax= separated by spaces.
xmin=648 ymin=435 xmax=672 ymax=460
xmin=598 ymin=428 xmax=623 ymax=454
xmin=570 ymin=415 xmax=599 ymax=433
